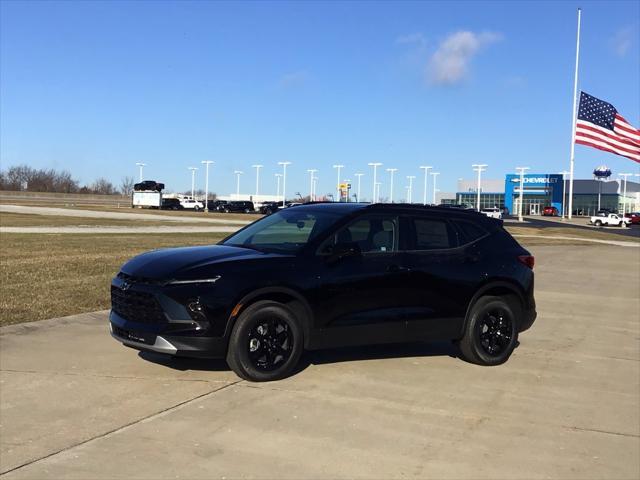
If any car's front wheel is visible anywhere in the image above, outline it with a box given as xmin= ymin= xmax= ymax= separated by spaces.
xmin=226 ymin=300 xmax=303 ymax=381
xmin=458 ymin=296 xmax=518 ymax=366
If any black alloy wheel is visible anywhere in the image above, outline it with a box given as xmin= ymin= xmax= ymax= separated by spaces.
xmin=227 ymin=300 xmax=303 ymax=381
xmin=476 ymin=308 xmax=512 ymax=356
xmin=458 ymin=295 xmax=518 ymax=366
xmin=247 ymin=318 xmax=293 ymax=371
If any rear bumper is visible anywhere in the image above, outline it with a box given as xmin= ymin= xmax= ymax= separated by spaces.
xmin=109 ymin=311 xmax=228 ymax=359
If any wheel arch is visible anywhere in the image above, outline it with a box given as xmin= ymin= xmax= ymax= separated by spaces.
xmin=463 ymin=280 xmax=526 ymax=334
xmin=225 ymin=287 xmax=315 ymax=348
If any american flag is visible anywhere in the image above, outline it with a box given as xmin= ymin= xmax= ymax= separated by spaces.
xmin=575 ymin=92 xmax=640 ymax=163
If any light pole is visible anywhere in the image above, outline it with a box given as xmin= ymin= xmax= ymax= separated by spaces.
xmin=375 ymin=182 xmax=382 ymax=203
xmin=419 ymin=166 xmax=432 ymax=205
xmin=135 ymin=162 xmax=146 ymax=182
xmin=234 ymin=171 xmax=243 ymax=198
xmin=559 ymin=170 xmax=570 ymax=218
xmin=386 ymin=168 xmax=397 ymax=203
xmin=307 ymin=169 xmax=318 ymax=201
xmin=343 ymin=179 xmax=351 ymax=203
xmin=472 ymin=164 xmax=488 ymax=211
xmin=278 ymin=162 xmax=291 ymax=207
xmin=368 ymin=163 xmax=382 ymax=203
xmin=201 ymin=160 xmax=214 ymax=212
xmin=333 ymin=164 xmax=344 ymax=202
xmin=355 ymin=173 xmax=364 ymax=202
xmin=252 ymin=164 xmax=263 ymax=197
xmin=188 ymin=167 xmax=198 ymax=198
xmin=619 ymin=173 xmax=632 ymax=216
xmin=406 ymin=175 xmax=416 ymax=203
xmin=515 ymin=166 xmax=530 ymax=222
xmin=275 ymin=173 xmax=282 ymax=199
xmin=430 ymin=172 xmax=440 ymax=204
xmin=312 ymin=176 xmax=318 ymax=200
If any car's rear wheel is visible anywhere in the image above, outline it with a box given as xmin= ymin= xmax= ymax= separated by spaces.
xmin=459 ymin=296 xmax=518 ymax=366
xmin=194 ymin=206 xmax=201 ymax=212
xmin=226 ymin=300 xmax=303 ymax=382
xmin=244 ymin=208 xmax=251 ymax=214
xmin=595 ymin=220 xmax=602 ymax=226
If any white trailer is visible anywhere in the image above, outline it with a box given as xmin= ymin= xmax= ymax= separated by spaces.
xmin=132 ymin=191 xmax=162 ymax=208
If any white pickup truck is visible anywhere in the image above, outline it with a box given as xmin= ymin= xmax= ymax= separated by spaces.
xmin=590 ymin=213 xmax=631 ymax=227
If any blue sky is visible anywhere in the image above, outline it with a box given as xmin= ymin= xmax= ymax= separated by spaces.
xmin=1 ymin=0 xmax=638 ymax=200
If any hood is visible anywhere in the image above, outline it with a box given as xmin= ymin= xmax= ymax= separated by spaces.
xmin=120 ymin=245 xmax=279 ymax=280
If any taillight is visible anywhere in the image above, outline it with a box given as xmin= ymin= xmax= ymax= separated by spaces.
xmin=518 ymin=255 xmax=535 ymax=269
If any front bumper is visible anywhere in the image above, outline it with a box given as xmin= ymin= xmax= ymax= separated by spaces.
xmin=110 ymin=311 xmax=229 ymax=358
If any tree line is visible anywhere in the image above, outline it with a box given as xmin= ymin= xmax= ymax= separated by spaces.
xmin=0 ymin=165 xmax=135 ymax=196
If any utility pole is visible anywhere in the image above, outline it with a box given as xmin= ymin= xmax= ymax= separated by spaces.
xmin=188 ymin=167 xmax=198 ymax=198
xmin=355 ymin=173 xmax=364 ymax=202
xmin=201 ymin=160 xmax=214 ymax=212
xmin=419 ymin=166 xmax=432 ymax=205
xmin=430 ymin=172 xmax=440 ymax=204
xmin=135 ymin=162 xmax=146 ymax=182
xmin=278 ymin=162 xmax=291 ymax=207
xmin=307 ymin=169 xmax=318 ymax=201
xmin=386 ymin=168 xmax=397 ymax=203
xmin=515 ymin=167 xmax=530 ymax=222
xmin=406 ymin=175 xmax=416 ymax=203
xmin=472 ymin=164 xmax=488 ymax=211
xmin=252 ymin=164 xmax=263 ymax=197
xmin=275 ymin=173 xmax=282 ymax=199
xmin=234 ymin=171 xmax=243 ymax=198
xmin=368 ymin=163 xmax=382 ymax=203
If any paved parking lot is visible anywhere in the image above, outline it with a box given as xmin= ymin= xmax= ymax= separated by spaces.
xmin=1 ymin=245 xmax=638 ymax=479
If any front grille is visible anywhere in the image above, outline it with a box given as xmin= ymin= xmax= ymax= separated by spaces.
xmin=111 ymin=286 xmax=166 ymax=324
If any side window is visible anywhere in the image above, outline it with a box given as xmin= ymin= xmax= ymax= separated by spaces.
xmin=452 ymin=220 xmax=488 ymax=245
xmin=410 ymin=217 xmax=455 ymax=250
xmin=321 ymin=216 xmax=397 ymax=254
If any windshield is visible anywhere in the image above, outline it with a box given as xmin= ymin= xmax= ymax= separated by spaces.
xmin=221 ymin=208 xmax=342 ymax=253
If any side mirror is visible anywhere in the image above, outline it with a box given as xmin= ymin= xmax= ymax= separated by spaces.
xmin=327 ymin=242 xmax=361 ymax=262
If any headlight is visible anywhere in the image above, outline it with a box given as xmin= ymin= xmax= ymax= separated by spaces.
xmin=168 ymin=275 xmax=221 ymax=285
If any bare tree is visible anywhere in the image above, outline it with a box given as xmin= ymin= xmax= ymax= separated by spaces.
xmin=91 ymin=177 xmax=117 ymax=195
xmin=120 ymin=176 xmax=135 ymax=196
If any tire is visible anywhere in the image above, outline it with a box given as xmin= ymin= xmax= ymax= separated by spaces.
xmin=265 ymin=208 xmax=273 ymax=215
xmin=194 ymin=206 xmax=201 ymax=212
xmin=244 ymin=208 xmax=251 ymax=214
xmin=226 ymin=300 xmax=303 ymax=382
xmin=458 ymin=296 xmax=519 ymax=366
xmin=619 ymin=222 xmax=623 ymax=227
xmin=595 ymin=220 xmax=602 ymax=226
xmin=224 ymin=208 xmax=230 ymax=213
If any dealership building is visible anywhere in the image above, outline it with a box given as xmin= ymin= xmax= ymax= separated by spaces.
xmin=453 ymin=173 xmax=640 ymax=215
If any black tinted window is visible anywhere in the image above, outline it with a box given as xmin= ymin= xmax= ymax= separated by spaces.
xmin=322 ymin=216 xmax=397 ymax=254
xmin=410 ymin=218 xmax=455 ymax=250
xmin=453 ymin=220 xmax=488 ymax=244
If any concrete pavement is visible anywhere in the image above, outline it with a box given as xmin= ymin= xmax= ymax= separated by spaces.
xmin=1 ymin=245 xmax=639 ymax=479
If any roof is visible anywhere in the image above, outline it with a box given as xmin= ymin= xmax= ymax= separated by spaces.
xmin=294 ymin=201 xmax=489 ymax=219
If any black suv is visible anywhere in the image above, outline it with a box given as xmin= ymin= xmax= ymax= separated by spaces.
xmin=161 ymin=198 xmax=183 ymax=210
xmin=222 ymin=200 xmax=255 ymax=213
xmin=110 ymin=203 xmax=536 ymax=381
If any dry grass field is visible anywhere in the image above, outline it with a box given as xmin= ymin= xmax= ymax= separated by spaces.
xmin=0 ymin=233 xmax=226 ymax=326
xmin=0 ymin=212 xmax=210 ymax=228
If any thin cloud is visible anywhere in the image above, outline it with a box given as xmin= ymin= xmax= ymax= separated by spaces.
xmin=611 ymin=27 xmax=633 ymax=57
xmin=278 ymin=70 xmax=309 ymax=88
xmin=427 ymin=31 xmax=502 ymax=85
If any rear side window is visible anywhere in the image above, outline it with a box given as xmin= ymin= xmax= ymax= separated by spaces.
xmin=452 ymin=220 xmax=488 ymax=245
xmin=409 ymin=218 xmax=456 ymax=250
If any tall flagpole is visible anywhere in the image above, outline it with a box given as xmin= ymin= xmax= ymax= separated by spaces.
xmin=568 ymin=8 xmax=581 ymax=220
